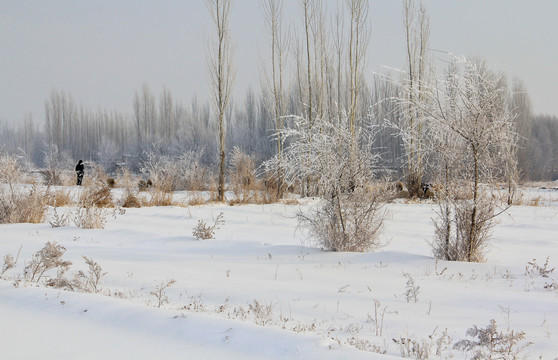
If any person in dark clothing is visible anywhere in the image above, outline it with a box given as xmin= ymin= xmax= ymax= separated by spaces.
xmin=75 ymin=160 xmax=84 ymax=186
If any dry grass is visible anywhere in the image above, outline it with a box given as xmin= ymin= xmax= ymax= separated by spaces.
xmin=146 ymin=187 xmax=174 ymax=207
xmin=115 ymin=167 xmax=138 ymax=190
xmin=187 ymin=192 xmax=207 ymax=206
xmin=228 ymin=187 xmax=280 ymax=206
xmin=529 ymin=196 xmax=541 ymax=207
xmin=228 ymin=148 xmax=287 ymax=205
xmin=48 ymin=189 xmax=73 ymax=207
xmin=515 ymin=193 xmax=555 ymax=207
xmin=3 ymin=186 xmax=50 ymax=224
xmin=493 ymin=183 xmax=558 ymax=207
xmin=281 ymin=198 xmax=300 ymax=205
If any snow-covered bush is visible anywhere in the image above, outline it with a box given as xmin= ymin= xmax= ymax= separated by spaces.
xmin=115 ymin=167 xmax=142 ymax=208
xmin=73 ymin=207 xmax=108 ymax=230
xmin=299 ymin=187 xmax=385 ymax=252
xmin=139 ymin=149 xmax=174 ymax=206
xmin=525 ymin=256 xmax=555 ymax=278
xmin=140 ymin=146 xmax=209 ymax=205
xmin=265 ymin=112 xmax=388 ymax=252
xmin=41 ymin=143 xmax=73 ymax=186
xmin=96 ymin=137 xmax=120 ymax=173
xmin=141 ymin=146 xmax=209 ymax=192
xmin=403 ymin=272 xmax=420 ymax=303
xmin=177 ymin=148 xmax=209 ymax=191
xmin=121 ymin=190 xmax=142 ymax=208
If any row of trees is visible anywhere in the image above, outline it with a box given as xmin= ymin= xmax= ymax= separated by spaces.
xmin=0 ymin=0 xmax=556 ymax=183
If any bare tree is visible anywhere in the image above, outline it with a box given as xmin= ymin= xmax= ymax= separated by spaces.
xmin=133 ymin=84 xmax=156 ymax=155
xmin=261 ymin=0 xmax=289 ymax=195
xmin=331 ymin=4 xmax=346 ymax=121
xmin=346 ymin=0 xmax=369 ymax=135
xmin=401 ymin=0 xmax=431 ymax=197
xmin=509 ymin=80 xmax=532 ymax=181
xmin=206 ymin=0 xmax=235 ymax=202
xmin=159 ymin=86 xmax=176 ymax=145
xmin=301 ymin=0 xmax=314 ymax=128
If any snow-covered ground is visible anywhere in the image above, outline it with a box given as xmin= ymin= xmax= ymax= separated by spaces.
xmin=1 ymin=189 xmax=557 ymax=359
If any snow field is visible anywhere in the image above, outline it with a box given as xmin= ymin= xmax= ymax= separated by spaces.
xmin=0 ymin=196 xmax=557 ymax=359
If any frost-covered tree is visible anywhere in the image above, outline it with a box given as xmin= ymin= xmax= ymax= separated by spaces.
xmin=96 ymin=137 xmax=120 ymax=173
xmin=418 ymin=56 xmax=518 ymax=262
xmin=42 ymin=143 xmax=73 ymax=186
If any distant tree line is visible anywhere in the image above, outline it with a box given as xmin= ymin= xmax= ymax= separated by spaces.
xmin=0 ymin=0 xmax=557 ymax=183
xmin=1 ymin=78 xmax=555 ymax=181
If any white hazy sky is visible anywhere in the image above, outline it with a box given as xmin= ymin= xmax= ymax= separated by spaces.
xmin=1 ymin=0 xmax=557 ymax=125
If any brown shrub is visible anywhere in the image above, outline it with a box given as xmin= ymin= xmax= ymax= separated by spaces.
xmin=397 ymin=190 xmax=409 ymax=199
xmin=79 ymin=181 xmax=114 ymax=208
xmin=121 ymin=191 xmax=141 ymax=208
